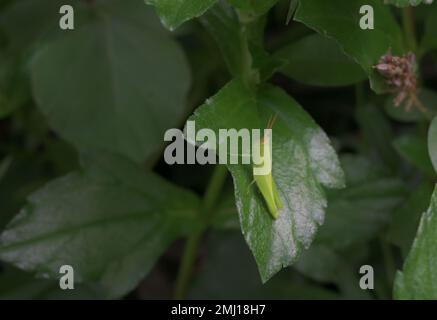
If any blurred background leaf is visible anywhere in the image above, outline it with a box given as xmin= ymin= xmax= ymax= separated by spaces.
xmin=275 ymin=34 xmax=367 ymax=87
xmin=31 ymin=0 xmax=191 ymax=163
xmin=0 ymin=152 xmax=200 ymax=299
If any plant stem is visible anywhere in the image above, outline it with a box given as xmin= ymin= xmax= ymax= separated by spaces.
xmin=238 ymin=19 xmax=258 ymax=90
xmin=173 ymin=164 xmax=228 ymax=299
xmin=402 ymin=7 xmax=418 ymax=53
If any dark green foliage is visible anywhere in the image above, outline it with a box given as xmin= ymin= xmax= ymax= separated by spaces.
xmin=0 ymin=0 xmax=437 ymax=300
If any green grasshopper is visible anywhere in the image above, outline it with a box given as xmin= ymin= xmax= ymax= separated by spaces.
xmin=252 ymin=114 xmax=283 ymax=219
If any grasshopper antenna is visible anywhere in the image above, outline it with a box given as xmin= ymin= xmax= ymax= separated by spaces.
xmin=267 ymin=113 xmax=279 ymax=130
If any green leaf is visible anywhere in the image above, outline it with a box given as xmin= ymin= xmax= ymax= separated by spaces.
xmin=211 ymin=191 xmax=240 ymax=231
xmin=145 ymin=0 xmax=218 ymax=30
xmin=199 ymin=4 xmax=252 ymax=79
xmin=295 ymin=244 xmax=370 ymax=299
xmin=0 ymin=266 xmax=101 ymax=300
xmin=394 ymin=185 xmax=437 ymax=299
xmin=0 ymin=0 xmax=94 ymax=119
xmin=317 ymin=155 xmax=406 ymax=249
xmin=422 ymin=3 xmax=437 ymax=54
xmin=0 ymin=155 xmax=49 ymax=230
xmin=0 ymin=0 xmax=60 ymax=52
xmin=293 ymin=155 xmax=404 ymax=299
xmin=227 ymin=0 xmax=278 ymax=17
xmin=0 ymin=152 xmax=200 ymax=299
xmin=296 ymin=153 xmax=407 ymax=299
xmin=190 ymin=231 xmax=341 ymax=299
xmin=250 ymin=44 xmax=286 ymax=82
xmin=356 ymin=104 xmax=399 ymax=171
xmin=275 ymin=33 xmax=366 ymax=87
xmin=384 ymin=89 xmax=437 ymax=123
xmin=384 ymin=0 xmax=423 ymax=7
xmin=0 ymin=0 xmax=59 ymax=119
xmin=388 ymin=182 xmax=434 ymax=256
xmin=31 ymin=2 xmax=190 ymax=163
xmin=393 ymin=133 xmax=435 ymax=176
xmin=200 ymin=4 xmax=283 ymax=81
xmin=295 ymin=0 xmax=404 ymax=93
xmin=429 ymin=116 xmax=437 ymax=174
xmin=0 ymin=55 xmax=29 ymax=119
xmin=189 ymin=80 xmax=344 ymax=282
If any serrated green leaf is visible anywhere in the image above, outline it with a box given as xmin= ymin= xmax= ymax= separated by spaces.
xmin=31 ymin=1 xmax=190 ymax=163
xmin=275 ymin=33 xmax=367 ymax=87
xmin=394 ymin=185 xmax=437 ymax=299
xmin=145 ymin=0 xmax=217 ymax=30
xmin=294 ymin=155 xmax=405 ymax=300
xmin=188 ymin=80 xmax=344 ymax=282
xmin=213 ymin=154 xmax=407 ymax=246
xmin=0 ymin=152 xmax=200 ymax=299
xmin=295 ymin=0 xmax=404 ymax=93
xmin=429 ymin=116 xmax=437 ymax=174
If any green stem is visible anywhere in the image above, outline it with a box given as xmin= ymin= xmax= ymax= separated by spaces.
xmin=402 ymin=7 xmax=418 ymax=53
xmin=173 ymin=164 xmax=228 ymax=299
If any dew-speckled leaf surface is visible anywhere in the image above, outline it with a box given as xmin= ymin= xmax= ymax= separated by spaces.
xmin=295 ymin=0 xmax=404 ymax=93
xmin=394 ymin=185 xmax=437 ymax=299
xmin=0 ymin=152 xmax=200 ymax=299
xmin=145 ymin=0 xmax=217 ymax=30
xmin=31 ymin=2 xmax=190 ymax=163
xmin=188 ymin=80 xmax=344 ymax=282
